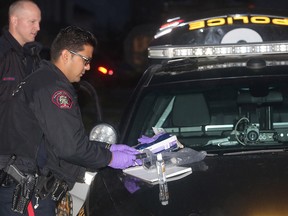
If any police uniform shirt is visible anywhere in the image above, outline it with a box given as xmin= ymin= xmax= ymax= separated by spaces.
xmin=3 ymin=60 xmax=112 ymax=187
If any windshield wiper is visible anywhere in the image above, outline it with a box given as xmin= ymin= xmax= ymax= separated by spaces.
xmin=205 ymin=146 xmax=288 ymax=157
xmin=222 ymin=148 xmax=287 ymax=155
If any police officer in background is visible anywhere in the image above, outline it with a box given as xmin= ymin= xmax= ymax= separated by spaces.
xmin=0 ymin=26 xmax=141 ymax=215
xmin=0 ymin=0 xmax=42 ymax=117
xmin=0 ymin=2 xmax=42 ymax=214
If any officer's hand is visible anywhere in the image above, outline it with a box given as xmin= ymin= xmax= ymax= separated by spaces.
xmin=110 ymin=144 xmax=139 ymax=155
xmin=108 ymin=151 xmax=139 ymax=169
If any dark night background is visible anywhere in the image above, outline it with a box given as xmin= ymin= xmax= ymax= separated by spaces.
xmin=1 ymin=0 xmax=288 ymax=127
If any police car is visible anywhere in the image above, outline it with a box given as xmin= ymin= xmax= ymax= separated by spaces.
xmin=81 ymin=9 xmax=288 ymax=216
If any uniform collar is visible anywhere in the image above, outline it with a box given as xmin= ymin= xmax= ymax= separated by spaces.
xmin=41 ymin=60 xmax=74 ymax=86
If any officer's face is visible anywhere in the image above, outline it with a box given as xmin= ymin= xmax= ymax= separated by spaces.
xmin=66 ymin=45 xmax=93 ymax=83
xmin=10 ymin=2 xmax=41 ymax=46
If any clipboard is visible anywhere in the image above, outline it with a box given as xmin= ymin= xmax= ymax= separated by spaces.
xmin=123 ymin=165 xmax=192 ymax=184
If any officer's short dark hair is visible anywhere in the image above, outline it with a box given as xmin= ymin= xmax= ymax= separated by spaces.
xmin=50 ymin=26 xmax=97 ymax=62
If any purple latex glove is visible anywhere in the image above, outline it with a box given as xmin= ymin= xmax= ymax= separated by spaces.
xmin=110 ymin=144 xmax=139 ymax=154
xmin=108 ymin=151 xmax=138 ymax=169
xmin=137 ymin=133 xmax=164 ymax=144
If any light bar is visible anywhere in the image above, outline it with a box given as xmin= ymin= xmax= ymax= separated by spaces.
xmin=148 ymin=42 xmax=288 ymax=59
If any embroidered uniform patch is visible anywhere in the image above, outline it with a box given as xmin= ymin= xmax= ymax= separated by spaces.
xmin=52 ymin=90 xmax=73 ymax=109
xmin=2 ymin=77 xmax=15 ymax=81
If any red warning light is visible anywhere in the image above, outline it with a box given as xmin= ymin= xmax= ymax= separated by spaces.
xmin=108 ymin=70 xmax=113 ymax=75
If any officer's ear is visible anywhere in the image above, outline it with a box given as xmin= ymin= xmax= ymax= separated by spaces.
xmin=61 ymin=49 xmax=70 ymax=64
xmin=10 ymin=15 xmax=18 ymax=26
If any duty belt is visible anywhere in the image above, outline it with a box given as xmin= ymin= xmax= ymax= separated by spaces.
xmin=1 ymin=156 xmax=37 ymax=214
xmin=1 ymin=167 xmax=69 ymax=200
xmin=35 ymin=172 xmax=68 ymax=202
xmin=1 ymin=156 xmax=69 ymax=213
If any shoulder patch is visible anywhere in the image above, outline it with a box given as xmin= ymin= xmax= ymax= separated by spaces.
xmin=52 ymin=90 xmax=73 ymax=109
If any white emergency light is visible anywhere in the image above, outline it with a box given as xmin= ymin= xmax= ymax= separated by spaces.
xmin=89 ymin=123 xmax=117 ymax=144
xmin=148 ymin=41 xmax=288 ymax=59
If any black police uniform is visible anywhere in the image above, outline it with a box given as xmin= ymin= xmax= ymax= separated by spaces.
xmin=0 ymin=27 xmax=42 ymax=104
xmin=3 ymin=59 xmax=112 ymax=182
xmin=0 ymin=27 xmax=42 ymax=150
xmin=0 ymin=60 xmax=112 ymax=214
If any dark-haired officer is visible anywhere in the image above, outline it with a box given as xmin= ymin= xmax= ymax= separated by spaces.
xmin=0 ymin=25 xmax=140 ymax=216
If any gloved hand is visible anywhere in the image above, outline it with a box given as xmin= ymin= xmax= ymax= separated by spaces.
xmin=108 ymin=151 xmax=138 ymax=169
xmin=110 ymin=144 xmax=139 ymax=154
xmin=137 ymin=133 xmax=166 ymax=144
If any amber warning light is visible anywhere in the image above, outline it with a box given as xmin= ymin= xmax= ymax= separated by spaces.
xmin=97 ymin=66 xmax=114 ymax=75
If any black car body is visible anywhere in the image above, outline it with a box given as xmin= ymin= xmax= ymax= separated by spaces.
xmin=82 ymin=9 xmax=288 ymax=216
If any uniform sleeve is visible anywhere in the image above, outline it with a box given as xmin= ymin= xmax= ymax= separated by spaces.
xmin=34 ymin=85 xmax=112 ymax=170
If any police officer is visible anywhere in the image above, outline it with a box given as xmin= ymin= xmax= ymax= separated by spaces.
xmin=0 ymin=0 xmax=42 ymax=116
xmin=0 ymin=26 xmax=140 ymax=215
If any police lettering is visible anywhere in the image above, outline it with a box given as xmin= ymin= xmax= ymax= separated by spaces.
xmin=189 ymin=15 xmax=288 ymax=30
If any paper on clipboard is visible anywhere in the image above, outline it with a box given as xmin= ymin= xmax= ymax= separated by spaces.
xmin=123 ymin=165 xmax=192 ymax=184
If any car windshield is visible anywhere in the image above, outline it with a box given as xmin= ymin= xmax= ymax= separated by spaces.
xmin=125 ymin=68 xmax=288 ymax=153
